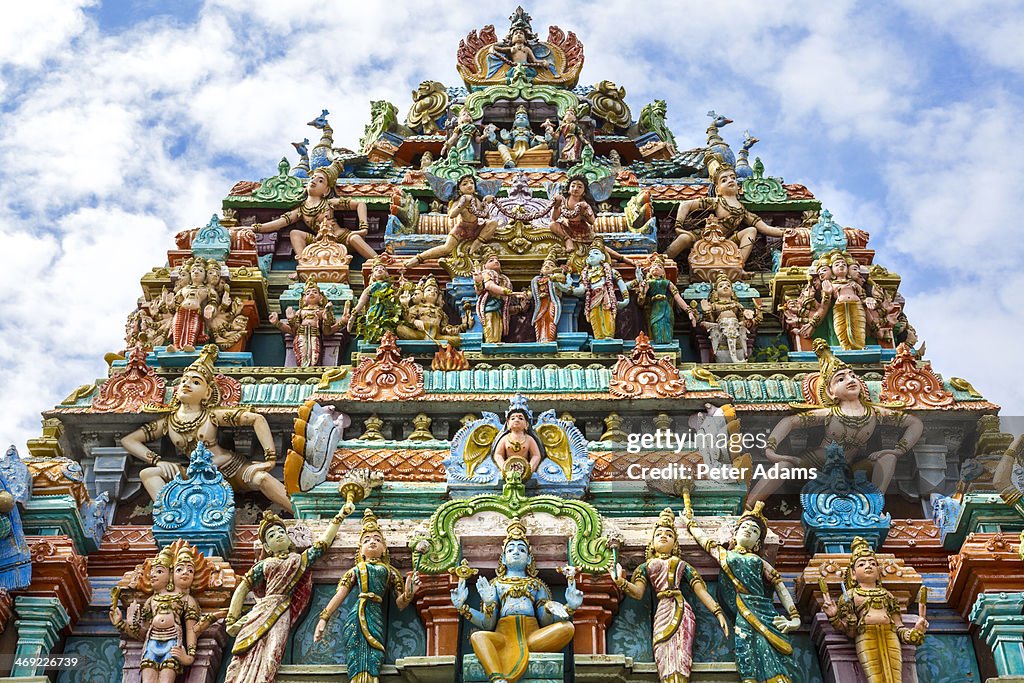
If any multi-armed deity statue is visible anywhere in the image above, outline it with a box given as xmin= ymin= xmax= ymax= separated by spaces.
xmin=451 ymin=519 xmax=581 ymax=683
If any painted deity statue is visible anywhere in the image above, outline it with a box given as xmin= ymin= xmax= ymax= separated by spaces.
xmin=224 ymin=506 xmax=353 ymax=683
xmin=347 ymin=258 xmax=401 ymax=343
xmin=666 ymin=157 xmax=786 ymax=266
xmin=203 ymin=260 xmax=250 ymax=351
xmin=491 ymin=105 xmax=553 ymax=167
xmin=120 ymin=345 xmax=293 ymax=511
xmin=680 ymin=503 xmax=801 ymax=683
xmin=796 ymin=251 xmax=873 ymax=350
xmin=269 ymin=278 xmax=342 ymax=366
xmin=253 ymin=161 xmax=377 ymax=260
xmin=405 ymin=174 xmax=499 ymax=269
xmin=486 ymin=12 xmax=556 ymax=80
xmin=314 ymin=510 xmax=418 ymax=683
xmin=611 ymin=508 xmax=728 ymax=683
xmin=396 ymin=275 xmax=473 ymax=346
xmin=492 ymin=406 xmax=544 ymax=479
xmin=821 ymin=537 xmax=928 ymax=683
xmin=564 ymin=241 xmax=630 ymax=340
xmin=556 ymin=108 xmax=586 ymax=165
xmin=110 ymin=544 xmax=216 ymax=683
xmin=474 ymin=252 xmax=528 ymax=344
xmin=451 ymin=519 xmax=581 ymax=683
xmin=528 ymin=252 xmax=569 ymax=343
xmin=168 ymin=258 xmax=220 ymax=353
xmin=548 ymin=175 xmax=624 ymax=262
xmin=631 ymin=254 xmax=686 ymax=345
xmin=747 ymin=339 xmax=924 ymax=504
xmin=688 ymin=273 xmax=763 ymax=362
xmin=440 ymin=108 xmax=492 ymax=165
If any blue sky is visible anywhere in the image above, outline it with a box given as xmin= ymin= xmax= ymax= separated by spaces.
xmin=2 ymin=0 xmax=1023 ymax=450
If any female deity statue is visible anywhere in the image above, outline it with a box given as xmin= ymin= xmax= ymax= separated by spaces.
xmin=120 ymin=345 xmax=293 ymax=511
xmin=474 ymin=252 xmax=527 ymax=344
xmin=688 ymin=273 xmax=762 ymax=362
xmin=224 ymin=505 xmax=354 ymax=683
xmin=556 ymin=108 xmax=586 ymax=165
xmin=665 ymin=157 xmax=786 ymax=266
xmin=528 ymin=252 xmax=569 ymax=343
xmin=563 ymin=241 xmax=630 ymax=340
xmin=395 ymin=275 xmax=472 ymax=346
xmin=313 ymin=510 xmax=418 ymax=683
xmin=450 ymin=519 xmax=581 ymax=683
xmin=252 ymin=161 xmax=377 ymax=260
xmin=631 ymin=254 xmax=687 ymax=345
xmin=821 ymin=537 xmax=928 ymax=683
xmin=269 ymin=278 xmax=343 ymax=366
xmin=747 ymin=339 xmax=924 ymax=504
xmin=404 ymin=174 xmax=499 ymax=269
xmin=440 ymin=108 xmax=491 ymax=165
xmin=548 ymin=175 xmax=624 ymax=262
xmin=680 ymin=502 xmax=801 ymax=683
xmin=610 ymin=508 xmax=729 ymax=683
xmin=346 ymin=258 xmax=400 ymax=344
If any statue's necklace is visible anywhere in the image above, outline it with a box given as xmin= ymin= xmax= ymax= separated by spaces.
xmin=301 ymin=197 xmax=330 ymax=218
xmin=831 ymin=405 xmax=873 ymax=429
xmin=508 ymin=438 xmax=524 ymax=453
xmin=169 ymin=407 xmax=209 ymax=443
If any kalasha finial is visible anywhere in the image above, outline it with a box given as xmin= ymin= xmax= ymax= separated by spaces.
xmin=505 ymin=393 xmax=533 ymax=422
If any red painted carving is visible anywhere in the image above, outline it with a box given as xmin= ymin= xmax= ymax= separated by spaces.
xmin=880 ymin=343 xmax=954 ymax=408
xmin=610 ymin=333 xmax=686 ymax=399
xmin=457 ymin=25 xmax=497 ymax=71
xmin=347 ymin=332 xmax=425 ymax=401
xmin=547 ymin=26 xmax=584 ymax=71
xmin=92 ymin=346 xmax=166 ymax=413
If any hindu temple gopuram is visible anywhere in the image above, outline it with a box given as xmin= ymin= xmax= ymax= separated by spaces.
xmin=4 ymin=8 xmax=1021 ymax=683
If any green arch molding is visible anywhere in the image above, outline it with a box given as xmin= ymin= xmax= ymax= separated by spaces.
xmin=462 ymin=70 xmax=581 ymax=120
xmin=412 ymin=476 xmax=612 ymax=574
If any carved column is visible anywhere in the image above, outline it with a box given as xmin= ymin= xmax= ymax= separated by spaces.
xmin=810 ymin=612 xmax=920 ymax=683
xmin=10 ymin=596 xmax=70 ymax=677
xmin=184 ymin=623 xmax=229 ymax=683
xmin=412 ymin=573 xmax=461 ymax=656
xmin=971 ymin=592 xmax=1024 ymax=677
xmin=572 ymin=573 xmax=620 ymax=654
xmin=119 ymin=638 xmax=143 ymax=683
xmin=947 ymin=533 xmax=1024 ymax=620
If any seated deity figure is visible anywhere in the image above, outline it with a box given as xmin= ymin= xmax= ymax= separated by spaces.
xmin=252 ymin=161 xmax=377 ymax=260
xmin=451 ymin=518 xmax=581 ymax=683
xmin=821 ymin=537 xmax=928 ymax=683
xmin=747 ymin=339 xmax=924 ymax=504
xmin=269 ymin=277 xmax=342 ymax=367
xmin=404 ymin=174 xmax=499 ymax=269
xmin=688 ymin=273 xmax=763 ymax=362
xmin=665 ymin=156 xmax=786 ymax=266
xmin=395 ymin=275 xmax=472 ymax=346
xmin=487 ymin=25 xmax=556 ymax=79
xmin=120 ymin=345 xmax=293 ymax=511
xmin=490 ymin=105 xmax=553 ymax=167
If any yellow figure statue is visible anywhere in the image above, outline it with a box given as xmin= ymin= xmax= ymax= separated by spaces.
xmin=450 ymin=519 xmax=581 ymax=683
xmin=821 ymin=537 xmax=928 ymax=683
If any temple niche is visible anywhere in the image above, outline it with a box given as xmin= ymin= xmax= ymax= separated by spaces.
xmin=7 ymin=6 xmax=1012 ymax=683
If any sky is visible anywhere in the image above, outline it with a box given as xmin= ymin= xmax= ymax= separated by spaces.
xmin=1 ymin=0 xmax=1023 ymax=451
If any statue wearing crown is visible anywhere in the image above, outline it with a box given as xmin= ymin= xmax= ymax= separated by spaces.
xmin=562 ymin=239 xmax=630 ymax=340
xmin=747 ymin=339 xmax=924 ymax=504
xmin=489 ymin=105 xmax=554 ymax=168
xmin=820 ymin=537 xmax=928 ymax=683
xmin=314 ymin=510 xmax=418 ymax=683
xmin=450 ymin=518 xmax=582 ymax=683
xmin=120 ymin=345 xmax=293 ymax=511
xmin=486 ymin=7 xmax=558 ymax=81
xmin=252 ymin=160 xmax=378 ymax=261
xmin=109 ymin=542 xmax=219 ymax=682
xmin=610 ymin=508 xmax=728 ymax=683
xmin=679 ymin=502 xmax=801 ymax=683
xmin=269 ymin=276 xmax=343 ymax=366
xmin=665 ymin=154 xmax=786 ymax=268
xmin=445 ymin=393 xmax=590 ymax=490
xmin=224 ymin=504 xmax=354 ymax=683
xmin=346 ymin=257 xmax=401 ymax=344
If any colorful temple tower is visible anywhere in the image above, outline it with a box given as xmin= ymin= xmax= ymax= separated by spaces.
xmin=3 ymin=7 xmax=1019 ymax=683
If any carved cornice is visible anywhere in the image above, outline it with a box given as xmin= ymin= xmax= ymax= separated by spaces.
xmin=18 ymin=536 xmax=91 ymax=625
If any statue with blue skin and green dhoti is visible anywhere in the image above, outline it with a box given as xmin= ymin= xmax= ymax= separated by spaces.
xmin=451 ymin=518 xmax=581 ymax=683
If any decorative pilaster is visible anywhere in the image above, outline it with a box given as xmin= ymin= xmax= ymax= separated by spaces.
xmin=412 ymin=573 xmax=461 ymax=656
xmin=10 ymin=595 xmax=70 ymax=677
xmin=810 ymin=612 xmax=921 ymax=683
xmin=971 ymin=591 xmax=1024 ymax=677
xmin=183 ymin=622 xmax=228 ymax=683
xmin=947 ymin=533 xmax=1024 ymax=620
xmin=20 ymin=536 xmax=91 ymax=625
xmin=572 ymin=572 xmax=620 ymax=654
